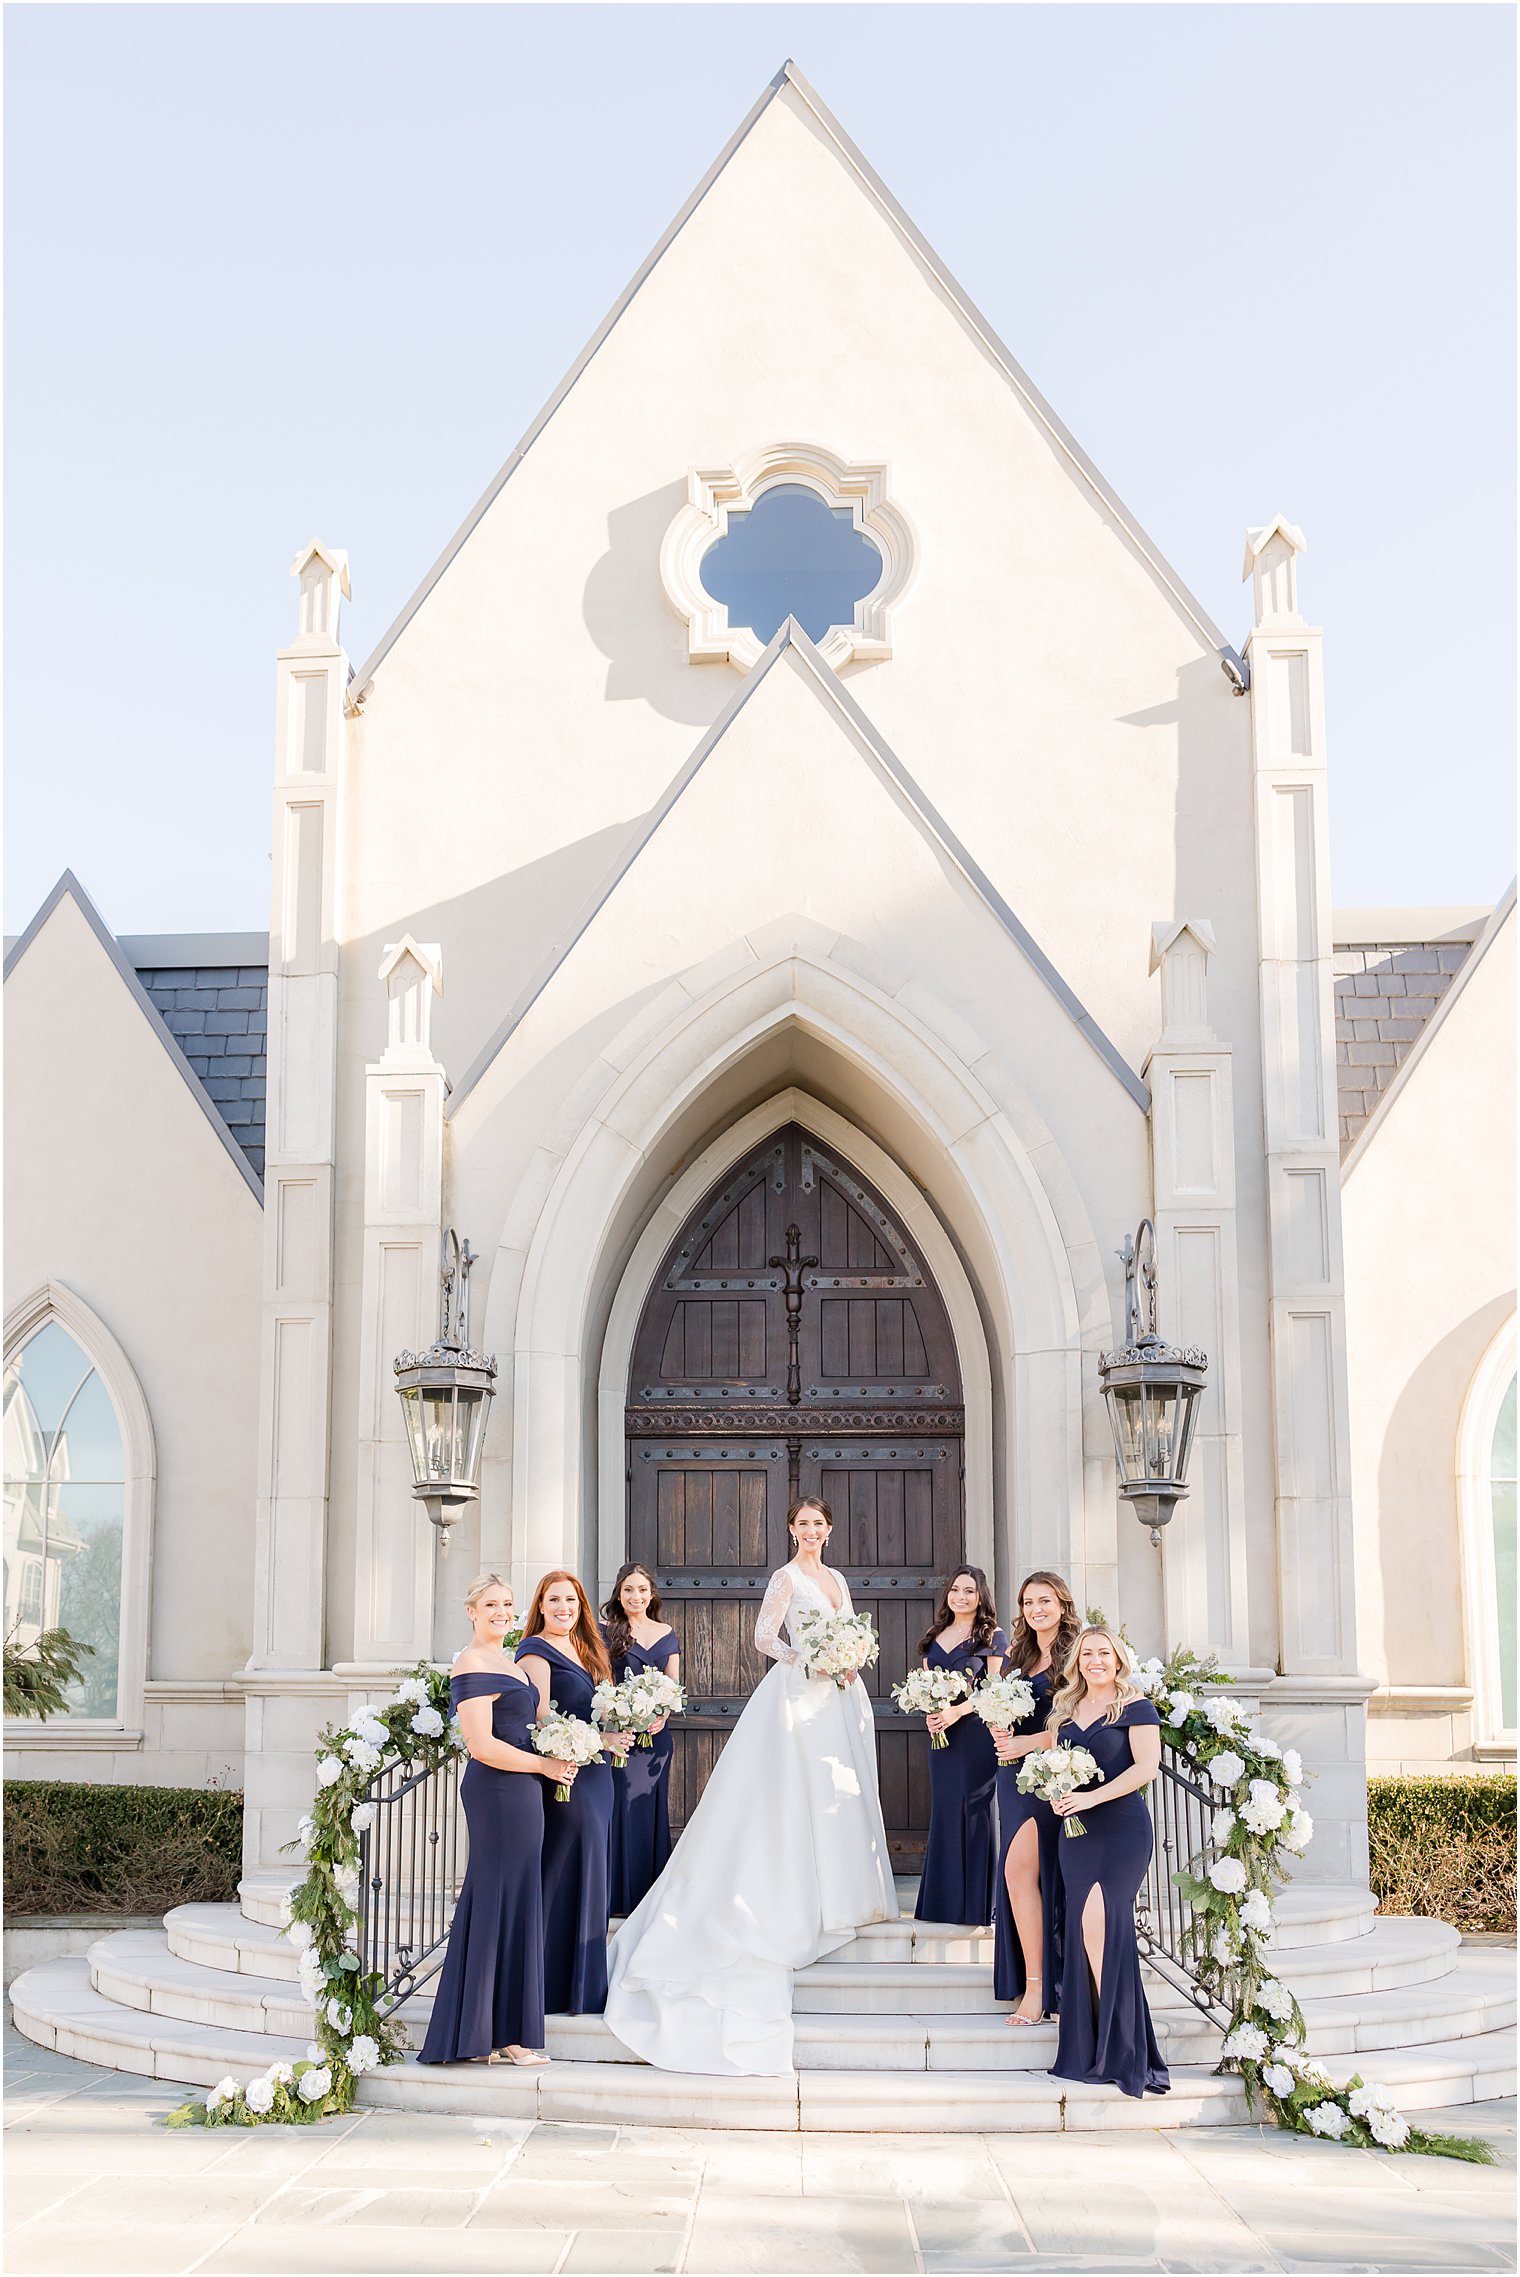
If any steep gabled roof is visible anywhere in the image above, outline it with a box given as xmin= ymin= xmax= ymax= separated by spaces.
xmin=3 ymin=873 xmax=265 ymax=1202
xmin=449 ymin=619 xmax=1150 ymax=1116
xmin=351 ymin=60 xmax=1229 ymax=698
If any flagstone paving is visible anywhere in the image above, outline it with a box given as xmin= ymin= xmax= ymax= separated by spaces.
xmin=3 ymin=2025 xmax=1513 ymax=2275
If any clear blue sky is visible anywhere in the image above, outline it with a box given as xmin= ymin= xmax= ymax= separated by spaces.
xmin=5 ymin=3 xmax=1514 ymax=934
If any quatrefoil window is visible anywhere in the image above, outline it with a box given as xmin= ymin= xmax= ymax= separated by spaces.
xmin=697 ymin=484 xmax=884 ymax=648
xmin=661 ymin=444 xmax=917 ymax=671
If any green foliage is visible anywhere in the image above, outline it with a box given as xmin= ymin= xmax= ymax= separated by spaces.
xmin=4 ymin=1780 xmax=241 ymax=1916
xmin=1368 ymin=1773 xmax=1515 ymax=1935
xmin=3 ymin=1624 xmax=94 ymax=1720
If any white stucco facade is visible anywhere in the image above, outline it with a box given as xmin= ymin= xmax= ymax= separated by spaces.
xmin=5 ymin=67 xmax=1512 ymax=1893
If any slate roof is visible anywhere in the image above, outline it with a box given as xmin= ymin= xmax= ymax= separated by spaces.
xmin=1333 ymin=932 xmax=1476 ymax=1159
xmin=134 ymin=963 xmax=268 ymax=1181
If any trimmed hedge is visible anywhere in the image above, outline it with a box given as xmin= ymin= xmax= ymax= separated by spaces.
xmin=1368 ymin=1774 xmax=1516 ymax=1935
xmin=3 ymin=1781 xmax=243 ymax=1917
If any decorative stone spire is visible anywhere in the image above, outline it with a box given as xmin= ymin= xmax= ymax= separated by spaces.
xmin=1243 ymin=517 xmax=1307 ymax=629
xmin=290 ymin=540 xmax=351 ymax=648
xmin=1150 ymin=919 xmax=1217 ymax=1048
xmin=377 ymin=937 xmax=444 ymax=1064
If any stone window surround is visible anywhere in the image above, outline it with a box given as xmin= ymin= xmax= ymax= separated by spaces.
xmin=3 ymin=1282 xmax=155 ymax=1752
xmin=660 ymin=441 xmax=917 ymax=671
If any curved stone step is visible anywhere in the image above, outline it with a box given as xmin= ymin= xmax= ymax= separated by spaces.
xmin=166 ymin=1903 xmax=299 ymax=1981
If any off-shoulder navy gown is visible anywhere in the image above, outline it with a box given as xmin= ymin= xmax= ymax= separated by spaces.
xmin=993 ymin=1665 xmax=1064 ymax=2014
xmin=515 ymin=1636 xmax=614 ymax=2015
xmin=915 ymin=1626 xmax=1008 ymax=1927
xmin=1049 ymin=1697 xmax=1170 ymax=2098
xmin=603 ymin=1624 xmax=680 ymax=1917
xmin=418 ymin=1669 xmax=545 ymax=2063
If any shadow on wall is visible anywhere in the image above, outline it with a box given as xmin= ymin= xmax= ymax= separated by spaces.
xmin=1374 ymin=1294 xmax=1515 ymax=1686
xmin=583 ymin=480 xmax=725 ymax=727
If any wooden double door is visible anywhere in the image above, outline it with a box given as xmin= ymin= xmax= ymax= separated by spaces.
xmin=625 ymin=1124 xmax=965 ymax=1858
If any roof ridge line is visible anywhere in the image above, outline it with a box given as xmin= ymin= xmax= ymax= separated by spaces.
xmin=448 ymin=623 xmax=1149 ymax=1116
xmin=1342 ymin=878 xmax=1516 ymax=1182
xmin=3 ymin=872 xmax=265 ymax=1204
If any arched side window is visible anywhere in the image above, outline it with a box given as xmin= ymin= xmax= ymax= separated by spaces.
xmin=3 ymin=1285 xmax=155 ymax=1734
xmin=1458 ymin=1313 xmax=1518 ymax=1749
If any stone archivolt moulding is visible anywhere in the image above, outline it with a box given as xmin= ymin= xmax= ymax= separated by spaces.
xmin=660 ymin=442 xmax=917 ymax=670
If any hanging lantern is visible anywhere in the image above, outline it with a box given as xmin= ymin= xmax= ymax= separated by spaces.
xmin=394 ymin=1232 xmax=496 ymax=1552
xmin=1098 ymin=1220 xmax=1208 ymax=1545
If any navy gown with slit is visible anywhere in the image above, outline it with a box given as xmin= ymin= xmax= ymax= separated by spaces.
xmin=515 ymin=1636 xmax=615 ymax=2016
xmin=603 ymin=1624 xmax=679 ymax=1918
xmin=418 ymin=1670 xmax=546 ymax=2063
xmin=993 ymin=1665 xmax=1064 ymax=2014
xmin=914 ymin=1627 xmax=1008 ymax=1927
xmin=1049 ymin=1698 xmax=1170 ymax=2098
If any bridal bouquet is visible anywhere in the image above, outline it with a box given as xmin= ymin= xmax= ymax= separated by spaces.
xmin=1017 ymin=1741 xmax=1103 ymax=1836
xmin=793 ymin=1608 xmax=879 ymax=1689
xmin=531 ymin=1712 xmax=603 ymax=1800
xmin=592 ymin=1670 xmax=687 ymax=1762
xmin=970 ymin=1673 xmax=1037 ymax=1731
xmin=891 ymin=1665 xmax=969 ymax=1746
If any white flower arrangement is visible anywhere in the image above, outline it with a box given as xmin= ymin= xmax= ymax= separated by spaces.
xmin=1255 ymin=1976 xmax=1295 ymax=2022
xmin=1016 ymin=1742 xmax=1102 ymax=1836
xmin=1238 ymin=1889 xmax=1273 ymax=1935
xmin=891 ymin=1665 xmax=970 ymax=1746
xmin=1239 ymin=1778 xmax=1290 ymax=1834
xmin=969 ymin=1672 xmax=1037 ymax=1733
xmin=349 ymin=1801 xmax=376 ymax=1836
xmin=531 ymin=1711 xmax=604 ymax=1800
xmin=1165 ymin=1689 xmax=1196 ymax=1722
xmin=409 ymin=1704 xmax=445 ymax=1738
xmin=1281 ymin=1747 xmax=1304 ymax=1787
xmin=315 ymin=1755 xmax=345 ymax=1788
xmin=391 ymin=1676 xmax=430 ymax=1707
xmin=1261 ymin=2062 xmax=1297 ymax=2098
xmin=1207 ymin=1857 xmax=1248 ymax=1895
xmin=345 ymin=2035 xmax=380 ymax=2075
xmin=343 ymin=1738 xmax=383 ymax=1776
xmin=1303 ymin=2100 xmax=1349 ymax=2139
xmin=1223 ymin=2022 xmax=1269 ymax=2061
xmin=592 ymin=1670 xmax=687 ymax=1756
xmin=1206 ymin=1748 xmax=1245 ymax=1788
xmin=792 ymin=1608 xmax=879 ymax=1688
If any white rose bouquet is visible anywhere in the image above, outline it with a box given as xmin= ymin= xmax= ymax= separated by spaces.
xmin=531 ymin=1711 xmax=603 ymax=1801
xmin=592 ymin=1670 xmax=687 ymax=1761
xmin=891 ymin=1665 xmax=969 ymax=1746
xmin=793 ymin=1608 xmax=879 ymax=1689
xmin=1017 ymin=1741 xmax=1103 ymax=1836
xmin=971 ymin=1673 xmax=1037 ymax=1732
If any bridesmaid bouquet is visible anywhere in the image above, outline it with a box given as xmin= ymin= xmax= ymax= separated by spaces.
xmin=891 ymin=1666 xmax=970 ymax=1746
xmin=792 ymin=1608 xmax=879 ymax=1689
xmin=1017 ymin=1741 xmax=1103 ymax=1836
xmin=591 ymin=1671 xmax=687 ymax=1762
xmin=970 ymin=1673 xmax=1037 ymax=1731
xmin=531 ymin=1712 xmax=603 ymax=1801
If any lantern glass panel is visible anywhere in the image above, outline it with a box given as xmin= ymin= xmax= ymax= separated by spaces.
xmin=1174 ymin=1381 xmax=1203 ymax=1479
xmin=399 ymin=1383 xmax=431 ymax=1487
xmin=1107 ymin=1384 xmax=1148 ymax=1482
xmin=457 ymin=1387 xmax=492 ymax=1490
xmin=1144 ymin=1384 xmax=1183 ymax=1482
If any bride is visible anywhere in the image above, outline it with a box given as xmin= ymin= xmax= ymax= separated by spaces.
xmin=602 ymin=1495 xmax=899 ymax=2075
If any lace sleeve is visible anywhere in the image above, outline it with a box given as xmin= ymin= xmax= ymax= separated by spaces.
xmin=755 ymin=1568 xmax=800 ymax=1666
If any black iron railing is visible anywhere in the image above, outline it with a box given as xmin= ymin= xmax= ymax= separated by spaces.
xmin=1134 ymin=1743 xmax=1234 ymax=2029
xmin=355 ymin=1750 xmax=465 ymax=2010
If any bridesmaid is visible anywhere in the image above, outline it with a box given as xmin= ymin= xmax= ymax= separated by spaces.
xmin=517 ymin=1570 xmax=630 ymax=2016
xmin=991 ymin=1569 xmax=1081 ymax=2024
xmin=1047 ymin=1624 xmax=1170 ymax=2098
xmin=600 ymin=1563 xmax=681 ymax=1917
xmin=419 ymin=1573 xmax=578 ymax=2067
xmin=914 ymin=1566 xmax=1008 ymax=1927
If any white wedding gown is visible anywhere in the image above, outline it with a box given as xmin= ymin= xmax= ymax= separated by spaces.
xmin=602 ymin=1560 xmax=899 ymax=2075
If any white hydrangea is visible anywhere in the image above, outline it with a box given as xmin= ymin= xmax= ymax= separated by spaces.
xmin=286 ymin=1919 xmax=313 ymax=1950
xmin=1207 ymin=1857 xmax=1248 ymax=1894
xmin=325 ymin=1998 xmax=353 ymax=2035
xmin=269 ymin=2062 xmax=293 ymax=2086
xmin=1271 ymin=2042 xmax=1301 ymax=2068
xmin=350 ymin=1801 xmax=377 ymax=1836
xmin=306 ymin=2042 xmax=324 ymax=2062
xmin=391 ymin=1676 xmax=430 ymax=1706
xmin=1304 ymin=2100 xmax=1348 ymax=2139
xmin=1207 ymin=1750 xmax=1245 ymax=1789
xmin=1131 ymin=1658 xmax=1167 ymax=1697
xmin=297 ymin=1948 xmax=326 ymax=2003
xmin=349 ymin=1711 xmax=389 ymax=1748
xmin=297 ymin=2065 xmax=332 ymax=2103
xmin=277 ymin=1891 xmax=295 ymax=1927
xmin=1211 ymin=1925 xmax=1242 ymax=1965
xmin=1223 ymin=2022 xmax=1269 ymax=2061
xmin=1239 ymin=1889 xmax=1273 ymax=1934
xmin=1255 ymin=1976 xmax=1295 ymax=2021
xmin=204 ymin=2076 xmax=239 ymax=2113
xmin=342 ymin=1737 xmax=383 ymax=1776
xmin=1281 ymin=1747 xmax=1304 ymax=1787
xmin=315 ymin=1754 xmax=345 ymax=1788
xmin=410 ymin=1704 xmax=445 ymax=1738
xmin=345 ymin=2033 xmax=381 ymax=2075
xmin=1282 ymin=1806 xmax=1314 ymax=1853
xmin=1212 ymin=1807 xmax=1237 ymax=1843
xmin=1165 ymin=1689 xmax=1196 ymax=1723
xmin=244 ymin=2074 xmax=276 ymax=2116
xmin=1240 ymin=1779 xmax=1289 ymax=1834
xmin=1202 ymin=1695 xmax=1244 ymax=1735
xmin=295 ymin=1813 xmax=316 ymax=1852
xmin=1251 ymin=1733 xmax=1282 ymax=1759
xmin=1262 ymin=2062 xmax=1297 ymax=2098
xmin=1369 ymin=2108 xmax=1410 ymax=2148
xmin=1299 ymin=2058 xmax=1332 ymax=2088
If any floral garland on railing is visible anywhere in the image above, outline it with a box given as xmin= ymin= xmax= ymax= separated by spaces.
xmin=165 ymin=1662 xmax=459 ymax=2128
xmin=1135 ymin=1646 xmax=1491 ymax=2163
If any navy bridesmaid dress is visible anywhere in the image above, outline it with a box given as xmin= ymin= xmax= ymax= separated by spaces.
xmin=603 ymin=1624 xmax=679 ymax=1917
xmin=1049 ymin=1697 xmax=1170 ymax=2098
xmin=914 ymin=1626 xmax=1009 ymax=1927
xmin=514 ymin=1636 xmax=614 ymax=2015
xmin=418 ymin=1670 xmax=545 ymax=2063
xmin=993 ymin=1666 xmax=1063 ymax=2014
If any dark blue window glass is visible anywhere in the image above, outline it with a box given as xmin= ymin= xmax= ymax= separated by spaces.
xmin=698 ymin=483 xmax=883 ymax=645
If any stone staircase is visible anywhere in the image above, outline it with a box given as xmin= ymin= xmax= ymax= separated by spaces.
xmin=10 ymin=1872 xmax=1514 ymax=2133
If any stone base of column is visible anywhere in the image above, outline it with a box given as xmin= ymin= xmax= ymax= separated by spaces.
xmin=1260 ymin=1673 xmax=1377 ymax=1887
xmin=239 ymin=1673 xmax=352 ymax=1875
